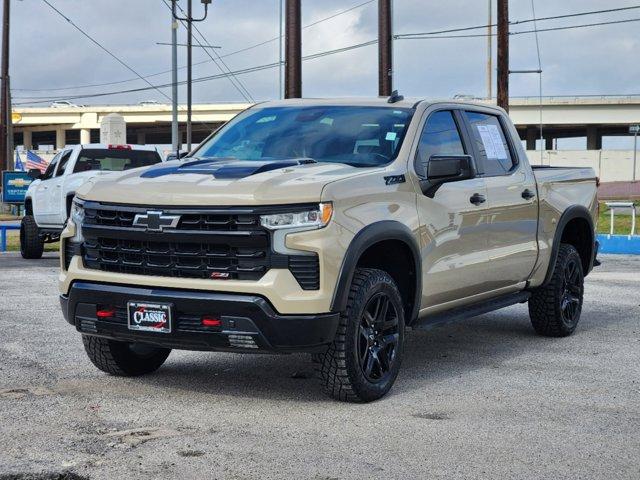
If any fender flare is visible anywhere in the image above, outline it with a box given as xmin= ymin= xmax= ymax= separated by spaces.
xmin=330 ymin=221 xmax=422 ymax=323
xmin=541 ymin=204 xmax=595 ymax=286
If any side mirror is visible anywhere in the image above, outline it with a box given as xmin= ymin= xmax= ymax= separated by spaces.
xmin=27 ymin=168 xmax=42 ymax=180
xmin=419 ymin=155 xmax=473 ymax=198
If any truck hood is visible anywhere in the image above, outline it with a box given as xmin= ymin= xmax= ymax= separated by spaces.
xmin=76 ymin=158 xmax=369 ymax=206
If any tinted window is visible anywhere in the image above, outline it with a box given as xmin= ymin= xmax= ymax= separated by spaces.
xmin=41 ymin=153 xmax=60 ymax=181
xmin=194 ymin=106 xmax=414 ymax=168
xmin=415 ymin=111 xmax=465 ymax=177
xmin=73 ymin=149 xmax=161 ymax=173
xmin=55 ymin=151 xmax=73 ymax=177
xmin=464 ymin=111 xmax=514 ymax=176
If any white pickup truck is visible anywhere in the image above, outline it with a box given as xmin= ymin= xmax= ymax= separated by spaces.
xmin=21 ymin=144 xmax=163 ymax=259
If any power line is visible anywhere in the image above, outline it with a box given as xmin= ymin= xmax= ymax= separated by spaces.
xmin=14 ymin=0 xmax=376 ymax=93
xmin=396 ymin=16 xmax=640 ymax=40
xmin=14 ymin=40 xmax=379 ymax=105
xmin=163 ymin=0 xmax=255 ymax=103
xmin=396 ymin=4 xmax=640 ymax=38
xmin=40 ymin=0 xmax=172 ymax=102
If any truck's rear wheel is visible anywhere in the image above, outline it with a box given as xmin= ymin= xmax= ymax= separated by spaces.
xmin=82 ymin=335 xmax=171 ymax=376
xmin=20 ymin=215 xmax=44 ymax=259
xmin=318 ymin=268 xmax=405 ymax=402
xmin=528 ymin=243 xmax=584 ymax=337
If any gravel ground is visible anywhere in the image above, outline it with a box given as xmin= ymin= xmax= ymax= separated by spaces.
xmin=0 ymin=253 xmax=639 ymax=480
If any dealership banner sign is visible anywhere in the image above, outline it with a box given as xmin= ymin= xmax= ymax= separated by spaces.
xmin=2 ymin=171 xmax=33 ymax=203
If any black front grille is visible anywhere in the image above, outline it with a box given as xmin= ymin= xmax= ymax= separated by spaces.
xmin=84 ymin=205 xmax=263 ymax=232
xmin=80 ymin=202 xmax=320 ymax=288
xmin=64 ymin=241 xmax=81 ymax=271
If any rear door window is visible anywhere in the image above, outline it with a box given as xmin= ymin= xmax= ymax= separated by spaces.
xmin=55 ymin=150 xmax=73 ymax=177
xmin=415 ymin=110 xmax=465 ymax=177
xmin=464 ymin=111 xmax=515 ymax=176
xmin=73 ymin=149 xmax=162 ymax=173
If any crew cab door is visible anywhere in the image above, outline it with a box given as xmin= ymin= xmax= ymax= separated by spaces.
xmin=462 ymin=109 xmax=538 ymax=289
xmin=32 ymin=152 xmax=61 ymax=226
xmin=412 ymin=109 xmax=492 ymax=310
xmin=47 ymin=149 xmax=74 ymax=225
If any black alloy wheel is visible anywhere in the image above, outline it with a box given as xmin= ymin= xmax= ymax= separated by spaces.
xmin=357 ymin=293 xmax=400 ymax=383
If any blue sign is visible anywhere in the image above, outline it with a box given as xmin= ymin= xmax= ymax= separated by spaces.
xmin=2 ymin=171 xmax=33 ymax=203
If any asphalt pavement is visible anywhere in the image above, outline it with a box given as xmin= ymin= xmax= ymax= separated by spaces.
xmin=0 ymin=252 xmax=638 ymax=479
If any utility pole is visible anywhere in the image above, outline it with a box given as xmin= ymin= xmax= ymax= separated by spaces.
xmin=497 ymin=0 xmax=509 ymax=111
xmin=0 ymin=0 xmax=10 ymax=172
xmin=486 ymin=0 xmax=492 ymax=99
xmin=171 ymin=2 xmax=179 ymax=157
xmin=172 ymin=0 xmax=210 ymax=152
xmin=284 ymin=0 xmax=301 ymax=99
xmin=278 ymin=0 xmax=283 ymax=99
xmin=378 ymin=0 xmax=393 ymax=97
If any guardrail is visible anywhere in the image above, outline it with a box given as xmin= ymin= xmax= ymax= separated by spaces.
xmin=0 ymin=224 xmax=19 ymax=252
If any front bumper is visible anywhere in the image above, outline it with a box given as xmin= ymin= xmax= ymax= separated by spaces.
xmin=61 ymin=282 xmax=340 ymax=353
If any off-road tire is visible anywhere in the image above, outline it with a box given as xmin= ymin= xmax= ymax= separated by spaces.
xmin=317 ymin=268 xmax=405 ymax=402
xmin=82 ymin=335 xmax=171 ymax=376
xmin=20 ymin=215 xmax=44 ymax=259
xmin=529 ymin=243 xmax=584 ymax=337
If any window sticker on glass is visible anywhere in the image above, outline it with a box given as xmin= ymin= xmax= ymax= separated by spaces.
xmin=385 ymin=132 xmax=397 ymax=141
xmin=477 ymin=124 xmax=507 ymax=159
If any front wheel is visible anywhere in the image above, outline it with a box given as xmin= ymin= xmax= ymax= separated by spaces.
xmin=20 ymin=215 xmax=44 ymax=259
xmin=318 ymin=268 xmax=405 ymax=402
xmin=528 ymin=243 xmax=584 ymax=337
xmin=82 ymin=336 xmax=171 ymax=376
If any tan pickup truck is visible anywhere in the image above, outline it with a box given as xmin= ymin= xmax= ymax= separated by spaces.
xmin=59 ymin=97 xmax=599 ymax=402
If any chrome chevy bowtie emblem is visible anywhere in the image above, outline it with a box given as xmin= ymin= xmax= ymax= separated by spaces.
xmin=132 ymin=211 xmax=181 ymax=232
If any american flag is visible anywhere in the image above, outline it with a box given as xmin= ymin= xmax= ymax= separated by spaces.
xmin=26 ymin=151 xmax=49 ymax=173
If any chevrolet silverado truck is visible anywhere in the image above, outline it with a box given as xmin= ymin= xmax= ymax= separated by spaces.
xmin=21 ymin=144 xmax=163 ymax=259
xmin=58 ymin=97 xmax=599 ymax=402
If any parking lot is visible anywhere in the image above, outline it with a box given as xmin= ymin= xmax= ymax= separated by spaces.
xmin=0 ymin=253 xmax=638 ymax=479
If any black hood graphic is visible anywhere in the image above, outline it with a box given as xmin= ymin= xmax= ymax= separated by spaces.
xmin=141 ymin=158 xmax=317 ymax=180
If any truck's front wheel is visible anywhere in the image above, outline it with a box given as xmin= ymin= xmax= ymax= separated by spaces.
xmin=528 ymin=243 xmax=584 ymax=337
xmin=20 ymin=215 xmax=44 ymax=259
xmin=318 ymin=268 xmax=405 ymax=402
xmin=82 ymin=336 xmax=171 ymax=376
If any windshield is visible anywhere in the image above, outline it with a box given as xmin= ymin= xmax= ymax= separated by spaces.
xmin=194 ymin=106 xmax=414 ymax=167
xmin=72 ymin=149 xmax=162 ymax=173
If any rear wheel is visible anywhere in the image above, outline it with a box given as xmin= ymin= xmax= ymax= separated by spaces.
xmin=20 ymin=215 xmax=44 ymax=259
xmin=318 ymin=268 xmax=404 ymax=402
xmin=529 ymin=243 xmax=584 ymax=337
xmin=82 ymin=335 xmax=171 ymax=376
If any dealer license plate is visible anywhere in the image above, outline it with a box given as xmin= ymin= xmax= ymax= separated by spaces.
xmin=127 ymin=301 xmax=172 ymax=333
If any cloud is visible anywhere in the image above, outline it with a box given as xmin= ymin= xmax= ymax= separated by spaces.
xmin=10 ymin=0 xmax=640 ymax=105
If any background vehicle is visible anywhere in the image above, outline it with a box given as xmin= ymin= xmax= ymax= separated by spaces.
xmin=58 ymin=98 xmax=598 ymax=402
xmin=21 ymin=144 xmax=163 ymax=259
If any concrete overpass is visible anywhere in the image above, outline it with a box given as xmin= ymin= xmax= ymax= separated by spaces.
xmin=10 ymin=96 xmax=640 ymax=150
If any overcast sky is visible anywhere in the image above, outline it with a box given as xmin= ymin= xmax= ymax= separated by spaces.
xmin=9 ymin=0 xmax=640 ymax=107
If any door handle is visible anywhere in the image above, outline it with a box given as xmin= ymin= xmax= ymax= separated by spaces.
xmin=522 ymin=189 xmax=536 ymax=200
xmin=469 ymin=193 xmax=486 ymax=205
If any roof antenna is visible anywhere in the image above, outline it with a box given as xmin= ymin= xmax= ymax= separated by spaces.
xmin=387 ymin=90 xmax=404 ymax=104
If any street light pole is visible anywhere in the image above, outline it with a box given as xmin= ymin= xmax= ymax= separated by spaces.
xmin=172 ymin=0 xmax=210 ymax=152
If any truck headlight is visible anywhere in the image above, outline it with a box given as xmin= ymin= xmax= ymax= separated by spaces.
xmin=70 ymin=200 xmax=85 ymax=242
xmin=260 ymin=203 xmax=333 ymax=230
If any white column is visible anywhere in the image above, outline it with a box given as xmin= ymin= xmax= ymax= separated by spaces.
xmin=22 ymin=129 xmax=33 ymax=150
xmin=80 ymin=128 xmax=91 ymax=145
xmin=56 ymin=128 xmax=66 ymax=150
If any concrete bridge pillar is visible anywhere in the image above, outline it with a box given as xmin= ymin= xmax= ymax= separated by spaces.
xmin=22 ymin=129 xmax=32 ymax=150
xmin=80 ymin=128 xmax=91 ymax=145
xmin=526 ymin=127 xmax=538 ymax=150
xmin=587 ymin=125 xmax=602 ymax=150
xmin=56 ymin=128 xmax=66 ymax=150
